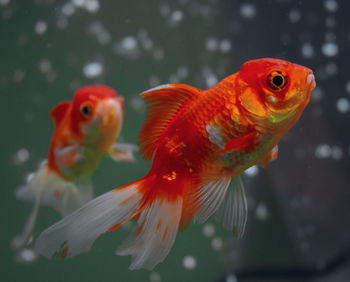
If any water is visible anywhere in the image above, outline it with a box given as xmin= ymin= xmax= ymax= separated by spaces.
xmin=2 ymin=0 xmax=350 ymax=281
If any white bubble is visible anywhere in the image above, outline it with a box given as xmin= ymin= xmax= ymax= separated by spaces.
xmin=38 ymin=58 xmax=51 ymax=73
xmin=34 ymin=20 xmax=47 ymax=35
xmin=226 ymin=274 xmax=238 ymax=282
xmin=240 ymin=3 xmax=256 ymax=19
xmin=346 ymin=81 xmax=350 ymax=94
xmin=202 ymin=223 xmax=215 ymax=238
xmin=159 ymin=3 xmax=170 ymax=17
xmin=289 ymin=9 xmax=301 ymax=23
xmin=205 ymin=74 xmax=218 ymax=88
xmin=83 ymin=61 xmax=103 ymax=78
xmin=153 ymin=47 xmax=164 ymax=61
xmin=183 ymin=255 xmax=197 ymax=270
xmin=301 ymin=43 xmax=314 ymax=58
xmin=220 ymin=39 xmax=231 ymax=53
xmin=72 ymin=0 xmax=84 ymax=7
xmin=331 ymin=146 xmax=343 ymax=160
xmin=177 ymin=66 xmax=188 ymax=79
xmin=310 ymin=87 xmax=324 ymax=102
xmin=148 ymin=75 xmax=161 ymax=87
xmin=170 ymin=10 xmax=184 ymax=24
xmin=84 ymin=0 xmax=100 ymax=13
xmin=149 ymin=272 xmax=161 ymax=282
xmin=211 ymin=237 xmax=223 ymax=251
xmin=130 ymin=95 xmax=146 ymax=113
xmin=324 ymin=0 xmax=338 ymax=12
xmin=13 ymin=69 xmax=25 ymax=82
xmin=121 ymin=36 xmax=137 ymax=51
xmin=205 ymin=37 xmax=218 ymax=52
xmin=12 ymin=148 xmax=30 ymax=165
xmin=325 ymin=62 xmax=338 ymax=76
xmin=322 ymin=42 xmax=339 ymax=57
xmin=244 ymin=165 xmax=259 ymax=177
xmin=315 ymin=144 xmax=332 ymax=159
xmin=57 ymin=17 xmax=68 ymax=30
xmin=255 ymin=202 xmax=269 ymax=220
xmin=0 ymin=0 xmax=10 ymax=6
xmin=336 ymin=97 xmax=350 ymax=113
xmin=14 ymin=248 xmax=38 ymax=264
xmin=325 ymin=16 xmax=336 ymax=28
xmin=114 ymin=36 xmax=140 ymax=59
xmin=62 ymin=2 xmax=75 ymax=16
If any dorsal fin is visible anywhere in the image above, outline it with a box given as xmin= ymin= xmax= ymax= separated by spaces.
xmin=139 ymin=83 xmax=201 ymax=161
xmin=49 ymin=101 xmax=71 ymax=126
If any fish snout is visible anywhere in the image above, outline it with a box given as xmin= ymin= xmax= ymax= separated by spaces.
xmin=307 ymin=72 xmax=316 ymax=91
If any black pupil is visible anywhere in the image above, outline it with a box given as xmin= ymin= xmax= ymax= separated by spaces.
xmin=272 ymin=75 xmax=284 ymax=87
xmin=81 ymin=105 xmax=91 ymax=115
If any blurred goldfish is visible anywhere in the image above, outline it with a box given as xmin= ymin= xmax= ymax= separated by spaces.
xmin=13 ymin=85 xmax=137 ymax=249
xmin=35 ymin=58 xmax=315 ymax=269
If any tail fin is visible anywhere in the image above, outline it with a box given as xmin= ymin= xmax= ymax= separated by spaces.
xmin=35 ymin=176 xmax=183 ymax=270
xmin=13 ymin=162 xmax=93 ymax=249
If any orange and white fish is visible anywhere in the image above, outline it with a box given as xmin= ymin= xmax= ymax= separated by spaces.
xmin=35 ymin=58 xmax=315 ymax=269
xmin=13 ymin=85 xmax=137 ymax=249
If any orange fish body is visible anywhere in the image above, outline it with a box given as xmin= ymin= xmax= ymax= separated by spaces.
xmin=14 ymin=85 xmax=136 ymax=249
xmin=36 ymin=58 xmax=315 ymax=270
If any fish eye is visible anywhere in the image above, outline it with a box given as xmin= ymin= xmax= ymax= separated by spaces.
xmin=267 ymin=71 xmax=287 ymax=91
xmin=80 ymin=102 xmax=92 ymax=117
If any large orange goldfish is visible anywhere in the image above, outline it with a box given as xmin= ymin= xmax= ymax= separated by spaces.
xmin=35 ymin=58 xmax=315 ymax=269
xmin=14 ymin=85 xmax=136 ymax=249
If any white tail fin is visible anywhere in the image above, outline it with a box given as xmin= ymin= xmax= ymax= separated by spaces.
xmin=117 ymin=197 xmax=183 ymax=270
xmin=35 ymin=178 xmax=184 ymax=270
xmin=13 ymin=162 xmax=94 ymax=249
xmin=35 ymin=183 xmax=142 ymax=259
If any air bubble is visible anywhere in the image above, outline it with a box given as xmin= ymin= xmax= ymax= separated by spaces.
xmin=84 ymin=0 xmax=100 ymax=13
xmin=331 ymin=146 xmax=343 ymax=160
xmin=170 ymin=10 xmax=184 ymax=24
xmin=14 ymin=248 xmax=38 ymax=264
xmin=149 ymin=272 xmax=161 ymax=282
xmin=13 ymin=69 xmax=25 ymax=82
xmin=346 ymin=81 xmax=350 ymax=94
xmin=12 ymin=148 xmax=30 ymax=165
xmin=255 ymin=202 xmax=269 ymax=220
xmin=39 ymin=59 xmax=51 ymax=73
xmin=336 ymin=97 xmax=350 ymax=113
xmin=301 ymin=43 xmax=314 ymax=58
xmin=321 ymin=42 xmax=339 ymax=57
xmin=202 ymin=223 xmax=215 ymax=238
xmin=240 ymin=3 xmax=256 ymax=19
xmin=130 ymin=95 xmax=146 ymax=113
xmin=34 ymin=20 xmax=47 ymax=35
xmin=289 ymin=9 xmax=301 ymax=23
xmin=226 ymin=274 xmax=238 ymax=282
xmin=183 ymin=255 xmax=197 ymax=270
xmin=83 ymin=62 xmax=103 ymax=78
xmin=315 ymin=144 xmax=332 ymax=159
xmin=205 ymin=37 xmax=218 ymax=52
xmin=0 ymin=0 xmax=10 ymax=6
xmin=324 ymin=0 xmax=338 ymax=12
xmin=220 ymin=39 xmax=231 ymax=53
xmin=62 ymin=2 xmax=75 ymax=16
xmin=211 ymin=237 xmax=223 ymax=251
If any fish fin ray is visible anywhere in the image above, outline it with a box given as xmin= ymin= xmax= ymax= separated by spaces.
xmin=49 ymin=101 xmax=71 ymax=127
xmin=109 ymin=142 xmax=139 ymax=162
xmin=35 ymin=182 xmax=143 ymax=259
xmin=217 ymin=132 xmax=256 ymax=154
xmin=215 ymin=176 xmax=247 ymax=237
xmin=192 ymin=177 xmax=232 ymax=224
xmin=139 ymin=84 xmax=201 ymax=160
xmin=117 ymin=197 xmax=183 ymax=270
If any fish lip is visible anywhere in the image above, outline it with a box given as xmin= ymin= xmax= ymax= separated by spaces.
xmin=307 ymin=73 xmax=316 ymax=91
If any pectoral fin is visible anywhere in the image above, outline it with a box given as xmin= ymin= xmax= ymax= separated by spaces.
xmin=259 ymin=145 xmax=278 ymax=168
xmin=216 ymin=132 xmax=256 ymax=154
xmin=109 ymin=142 xmax=139 ymax=162
xmin=55 ymin=145 xmax=84 ymax=169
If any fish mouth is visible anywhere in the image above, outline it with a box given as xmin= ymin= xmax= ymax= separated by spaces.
xmin=307 ymin=73 xmax=316 ymax=91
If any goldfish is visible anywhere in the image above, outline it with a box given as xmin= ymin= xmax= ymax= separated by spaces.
xmin=35 ymin=58 xmax=315 ymax=269
xmin=13 ymin=85 xmax=137 ymax=249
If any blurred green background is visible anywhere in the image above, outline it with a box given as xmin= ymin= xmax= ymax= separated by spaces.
xmin=2 ymin=0 xmax=349 ymax=281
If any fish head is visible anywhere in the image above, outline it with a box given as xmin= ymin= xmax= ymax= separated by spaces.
xmin=71 ymin=85 xmax=125 ymax=149
xmin=236 ymin=58 xmax=315 ymax=134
